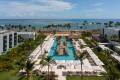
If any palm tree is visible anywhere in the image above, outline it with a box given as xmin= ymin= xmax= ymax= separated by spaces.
xmin=25 ymin=59 xmax=34 ymax=80
xmin=103 ymin=49 xmax=111 ymax=59
xmin=18 ymin=59 xmax=34 ymax=80
xmin=108 ymin=21 xmax=114 ymax=27
xmin=103 ymin=50 xmax=119 ymax=80
xmin=106 ymin=59 xmax=119 ymax=80
xmin=40 ymin=38 xmax=43 ymax=56
xmin=78 ymin=51 xmax=87 ymax=80
xmin=39 ymin=56 xmax=56 ymax=80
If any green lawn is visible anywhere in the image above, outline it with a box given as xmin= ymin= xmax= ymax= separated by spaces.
xmin=0 ymin=71 xmax=45 ymax=80
xmin=0 ymin=70 xmax=19 ymax=80
xmin=67 ymin=76 xmax=106 ymax=80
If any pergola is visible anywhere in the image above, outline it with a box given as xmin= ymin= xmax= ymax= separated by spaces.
xmin=55 ymin=32 xmax=71 ymax=36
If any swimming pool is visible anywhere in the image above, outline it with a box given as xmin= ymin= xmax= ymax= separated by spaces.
xmin=49 ymin=37 xmax=76 ymax=60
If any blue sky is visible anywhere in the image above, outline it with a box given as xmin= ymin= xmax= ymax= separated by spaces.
xmin=0 ymin=0 xmax=120 ymax=19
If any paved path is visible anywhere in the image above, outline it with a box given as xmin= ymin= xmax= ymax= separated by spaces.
xmin=55 ymin=69 xmax=66 ymax=80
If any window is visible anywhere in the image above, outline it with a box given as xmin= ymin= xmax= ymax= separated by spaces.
xmin=14 ymin=33 xmax=17 ymax=46
xmin=3 ymin=36 xmax=7 ymax=51
xmin=9 ymin=34 xmax=12 ymax=48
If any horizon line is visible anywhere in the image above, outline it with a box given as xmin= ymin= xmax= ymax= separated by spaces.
xmin=0 ymin=18 xmax=120 ymax=20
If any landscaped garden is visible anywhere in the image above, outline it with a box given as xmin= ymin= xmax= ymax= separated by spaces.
xmin=80 ymin=31 xmax=120 ymax=80
xmin=93 ymin=48 xmax=120 ymax=80
xmin=0 ymin=33 xmax=46 ymax=80
xmin=80 ymin=31 xmax=98 ymax=48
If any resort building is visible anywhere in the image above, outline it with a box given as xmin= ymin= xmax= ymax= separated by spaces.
xmin=17 ymin=32 xmax=36 ymax=40
xmin=0 ymin=30 xmax=18 ymax=54
xmin=101 ymin=27 xmax=120 ymax=38
xmin=17 ymin=32 xmax=36 ymax=43
xmin=98 ymin=44 xmax=120 ymax=64
xmin=111 ymin=46 xmax=120 ymax=64
xmin=0 ymin=30 xmax=36 ymax=55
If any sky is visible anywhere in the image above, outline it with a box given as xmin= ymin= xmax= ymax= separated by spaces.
xmin=0 ymin=0 xmax=120 ymax=19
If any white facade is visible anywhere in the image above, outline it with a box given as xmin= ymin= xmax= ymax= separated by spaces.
xmin=102 ymin=27 xmax=120 ymax=38
xmin=0 ymin=31 xmax=36 ymax=55
xmin=17 ymin=32 xmax=36 ymax=40
xmin=0 ymin=30 xmax=18 ymax=54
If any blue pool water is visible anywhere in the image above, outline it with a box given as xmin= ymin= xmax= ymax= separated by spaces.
xmin=49 ymin=37 xmax=76 ymax=60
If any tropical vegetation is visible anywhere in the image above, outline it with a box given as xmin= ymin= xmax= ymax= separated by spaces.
xmin=39 ymin=56 xmax=57 ymax=80
xmin=0 ymin=33 xmax=46 ymax=80
xmin=93 ymin=48 xmax=120 ymax=80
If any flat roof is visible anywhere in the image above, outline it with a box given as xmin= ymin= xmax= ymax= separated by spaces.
xmin=85 ymin=47 xmax=104 ymax=66
xmin=78 ymin=39 xmax=87 ymax=46
xmin=105 ymin=27 xmax=120 ymax=31
xmin=17 ymin=32 xmax=36 ymax=35
xmin=112 ymin=54 xmax=120 ymax=63
xmin=55 ymin=34 xmax=70 ymax=36
xmin=0 ymin=30 xmax=11 ymax=34
xmin=99 ymin=45 xmax=109 ymax=50
xmin=115 ymin=46 xmax=120 ymax=49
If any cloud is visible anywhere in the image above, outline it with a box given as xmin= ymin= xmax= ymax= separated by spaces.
xmin=0 ymin=0 xmax=74 ymax=18
xmin=93 ymin=2 xmax=104 ymax=7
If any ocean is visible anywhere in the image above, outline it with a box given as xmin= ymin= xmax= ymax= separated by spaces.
xmin=0 ymin=19 xmax=120 ymax=30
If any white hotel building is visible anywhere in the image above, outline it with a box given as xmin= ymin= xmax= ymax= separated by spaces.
xmin=17 ymin=32 xmax=36 ymax=40
xmin=102 ymin=27 xmax=120 ymax=38
xmin=0 ymin=30 xmax=36 ymax=55
xmin=0 ymin=30 xmax=17 ymax=54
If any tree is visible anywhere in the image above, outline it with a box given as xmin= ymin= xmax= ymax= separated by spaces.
xmin=108 ymin=21 xmax=114 ymax=27
xmin=115 ymin=22 xmax=120 ymax=26
xmin=107 ymin=59 xmax=119 ymax=80
xmin=78 ymin=51 xmax=87 ymax=80
xmin=18 ymin=59 xmax=34 ymax=80
xmin=111 ymin=34 xmax=118 ymax=41
xmin=103 ymin=49 xmax=111 ymax=59
xmin=103 ymin=50 xmax=119 ymax=80
xmin=83 ymin=20 xmax=88 ymax=26
xmin=104 ymin=23 xmax=108 ymax=28
xmin=39 ymin=56 xmax=56 ymax=80
xmin=18 ymin=35 xmax=24 ymax=43
xmin=25 ymin=60 xmax=34 ymax=80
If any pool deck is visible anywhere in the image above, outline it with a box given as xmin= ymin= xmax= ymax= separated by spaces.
xmin=29 ymin=35 xmax=106 ymax=80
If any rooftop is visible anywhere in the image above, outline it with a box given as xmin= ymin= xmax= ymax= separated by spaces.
xmin=105 ymin=27 xmax=120 ymax=31
xmin=111 ymin=53 xmax=120 ymax=63
xmin=0 ymin=30 xmax=10 ymax=34
xmin=17 ymin=32 xmax=36 ymax=35
xmin=115 ymin=46 xmax=120 ymax=49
